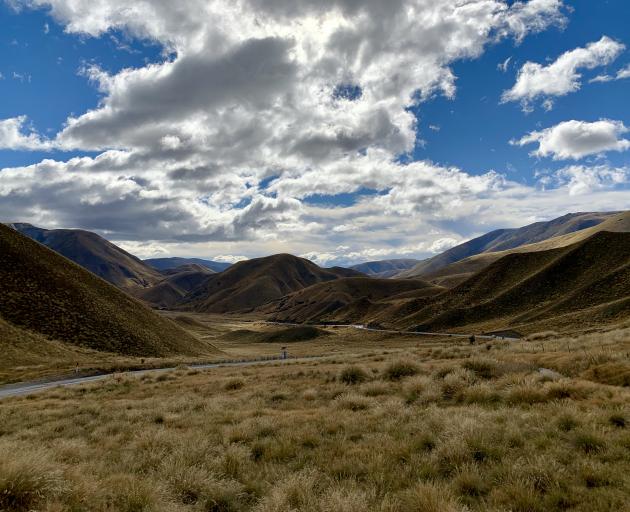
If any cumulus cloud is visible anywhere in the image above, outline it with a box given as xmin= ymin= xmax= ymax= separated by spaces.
xmin=590 ymin=63 xmax=630 ymax=83
xmin=7 ymin=0 xmax=626 ymax=265
xmin=502 ymin=36 xmax=625 ymax=110
xmin=514 ymin=119 xmax=630 ymax=160
xmin=0 ymin=116 xmax=52 ymax=150
xmin=552 ymin=165 xmax=630 ymax=196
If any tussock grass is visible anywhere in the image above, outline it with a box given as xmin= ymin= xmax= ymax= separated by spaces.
xmin=0 ymin=326 xmax=629 ymax=511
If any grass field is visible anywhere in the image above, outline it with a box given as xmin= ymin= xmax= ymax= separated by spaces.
xmin=1 ymin=319 xmax=629 ymax=511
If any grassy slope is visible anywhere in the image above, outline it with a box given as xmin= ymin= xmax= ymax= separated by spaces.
xmin=10 ymin=223 xmax=163 ymax=290
xmin=421 ymin=211 xmax=630 ymax=287
xmin=398 ymin=231 xmax=630 ymax=334
xmin=180 ymin=254 xmax=364 ymax=314
xmin=265 ymin=276 xmax=444 ymax=324
xmin=398 ymin=211 xmax=623 ymax=280
xmin=0 ymin=224 xmax=215 ymax=358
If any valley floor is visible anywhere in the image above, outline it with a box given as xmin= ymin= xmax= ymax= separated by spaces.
xmin=0 ymin=317 xmax=629 ymax=511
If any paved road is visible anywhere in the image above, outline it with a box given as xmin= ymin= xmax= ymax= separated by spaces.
xmin=0 ymin=356 xmax=318 ymax=400
xmin=266 ymin=322 xmax=520 ymax=341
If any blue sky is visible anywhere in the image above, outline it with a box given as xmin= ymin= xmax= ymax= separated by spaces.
xmin=0 ymin=0 xmax=629 ymax=264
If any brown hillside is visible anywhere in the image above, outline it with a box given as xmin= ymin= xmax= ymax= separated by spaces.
xmin=0 ymin=224 xmax=214 ymax=357
xmin=265 ymin=277 xmax=445 ymax=324
xmin=398 ymin=231 xmax=630 ymax=334
xmin=397 ymin=211 xmax=621 ymax=279
xmin=179 ymin=254 xmax=364 ymax=313
xmin=421 ymin=211 xmax=630 ymax=287
xmin=138 ymin=265 xmax=214 ymax=309
xmin=9 ymin=223 xmax=163 ymax=290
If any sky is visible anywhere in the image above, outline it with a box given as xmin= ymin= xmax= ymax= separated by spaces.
xmin=0 ymin=0 xmax=629 ymax=266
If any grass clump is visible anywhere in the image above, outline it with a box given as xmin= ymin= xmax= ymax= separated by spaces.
xmin=339 ymin=365 xmax=369 ymax=385
xmin=224 ymin=378 xmax=245 ymax=391
xmin=383 ymin=360 xmax=419 ymax=381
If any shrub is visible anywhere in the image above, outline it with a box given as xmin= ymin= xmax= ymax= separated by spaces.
xmin=383 ymin=361 xmax=419 ymax=381
xmin=339 ymin=365 xmax=369 ymax=385
xmin=224 ymin=378 xmax=244 ymax=391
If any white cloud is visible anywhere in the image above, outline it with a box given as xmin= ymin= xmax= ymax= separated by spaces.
xmin=591 ymin=64 xmax=630 ymax=83
xmin=513 ymin=119 xmax=630 ymax=160
xmin=498 ymin=56 xmax=512 ymax=73
xmin=502 ymin=36 xmax=625 ymax=109
xmin=429 ymin=237 xmax=460 ymax=253
xmin=553 ymin=165 xmax=630 ymax=196
xmin=8 ymin=0 xmax=627 ymax=266
xmin=0 ymin=116 xmax=52 ymax=150
xmin=618 ymin=65 xmax=630 ymax=79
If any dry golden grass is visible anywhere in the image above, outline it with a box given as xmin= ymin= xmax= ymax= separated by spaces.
xmin=1 ymin=324 xmax=629 ymax=511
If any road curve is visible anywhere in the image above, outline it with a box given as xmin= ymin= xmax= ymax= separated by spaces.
xmin=0 ymin=356 xmax=320 ymax=400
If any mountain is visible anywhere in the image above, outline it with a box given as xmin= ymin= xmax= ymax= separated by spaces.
xmin=145 ymin=257 xmax=231 ymax=273
xmin=179 ymin=254 xmax=365 ymax=313
xmin=263 ymin=276 xmax=445 ymax=324
xmin=137 ymin=264 xmax=214 ymax=309
xmin=416 ymin=211 xmax=630 ymax=288
xmin=395 ymin=231 xmax=630 ymax=334
xmin=396 ymin=211 xmax=620 ymax=280
xmin=0 ymin=224 xmax=215 ymax=357
xmin=349 ymin=259 xmax=420 ymax=278
xmin=9 ymin=223 xmax=163 ymax=291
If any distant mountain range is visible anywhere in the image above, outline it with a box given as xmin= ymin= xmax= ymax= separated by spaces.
xmin=144 ymin=257 xmax=232 ymax=273
xmin=4 ymin=210 xmax=630 ymax=338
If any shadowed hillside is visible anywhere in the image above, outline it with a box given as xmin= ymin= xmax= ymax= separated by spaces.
xmin=264 ymin=276 xmax=445 ymax=324
xmin=179 ymin=254 xmax=364 ymax=313
xmin=9 ymin=223 xmax=163 ymax=290
xmin=0 ymin=224 xmax=215 ymax=357
xmin=397 ymin=211 xmax=621 ymax=279
xmin=138 ymin=264 xmax=214 ymax=309
xmin=418 ymin=211 xmax=630 ymax=287
xmin=399 ymin=231 xmax=630 ymax=333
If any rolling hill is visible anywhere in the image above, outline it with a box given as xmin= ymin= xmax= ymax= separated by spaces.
xmin=264 ymin=276 xmax=445 ymax=324
xmin=179 ymin=254 xmax=365 ymax=313
xmin=349 ymin=259 xmax=420 ymax=278
xmin=144 ymin=257 xmax=231 ymax=273
xmin=0 ymin=224 xmax=215 ymax=358
xmin=9 ymin=223 xmax=163 ymax=291
xmin=397 ymin=211 xmax=620 ymax=280
xmin=417 ymin=211 xmax=630 ymax=287
xmin=394 ymin=230 xmax=630 ymax=334
xmin=137 ymin=264 xmax=214 ymax=309
xmin=262 ymin=230 xmax=630 ymax=335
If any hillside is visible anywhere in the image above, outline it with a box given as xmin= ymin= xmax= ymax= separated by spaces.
xmin=349 ymin=258 xmax=419 ymax=278
xmin=9 ymin=223 xmax=163 ymax=290
xmin=179 ymin=254 xmax=364 ymax=313
xmin=0 ymin=224 xmax=214 ymax=357
xmin=397 ymin=211 xmax=620 ymax=279
xmin=145 ymin=257 xmax=231 ymax=273
xmin=420 ymin=211 xmax=630 ymax=287
xmin=264 ymin=276 xmax=445 ymax=324
xmin=396 ymin=231 xmax=630 ymax=334
xmin=138 ymin=264 xmax=214 ymax=309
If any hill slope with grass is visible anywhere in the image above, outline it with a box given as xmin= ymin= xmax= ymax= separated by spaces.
xmin=396 ymin=231 xmax=630 ymax=334
xmin=138 ymin=264 xmax=215 ymax=309
xmin=179 ymin=254 xmax=364 ymax=313
xmin=0 ymin=224 xmax=214 ymax=357
xmin=397 ymin=211 xmax=621 ymax=280
xmin=264 ymin=276 xmax=445 ymax=324
xmin=9 ymin=223 xmax=163 ymax=291
xmin=144 ymin=257 xmax=231 ymax=273
xmin=349 ymin=259 xmax=420 ymax=278
xmin=419 ymin=211 xmax=630 ymax=287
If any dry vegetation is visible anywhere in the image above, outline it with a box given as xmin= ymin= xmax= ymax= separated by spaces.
xmin=1 ymin=325 xmax=629 ymax=511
